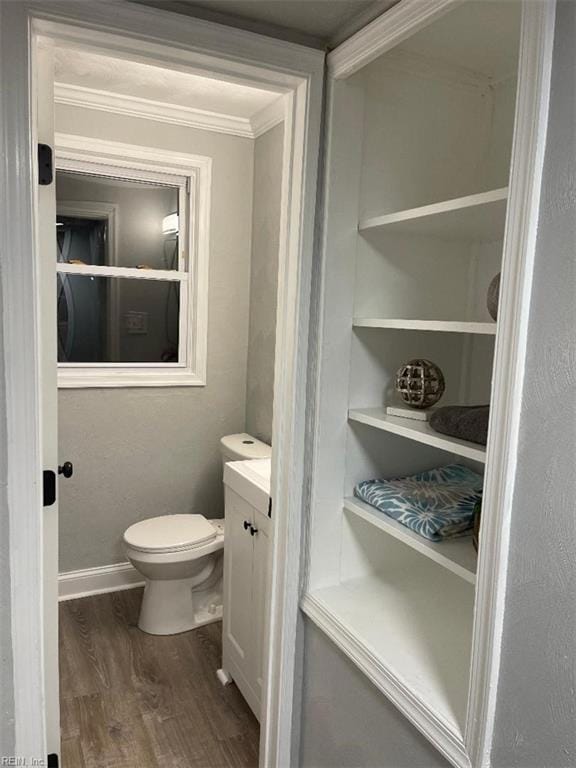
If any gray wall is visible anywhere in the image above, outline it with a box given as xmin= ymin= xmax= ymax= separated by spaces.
xmin=245 ymin=123 xmax=284 ymax=444
xmin=300 ymin=623 xmax=449 ymax=768
xmin=491 ymin=3 xmax=576 ymax=766
xmin=57 ymin=104 xmax=254 ymax=572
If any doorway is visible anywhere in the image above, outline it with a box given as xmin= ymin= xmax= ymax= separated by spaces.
xmin=0 ymin=3 xmax=323 ymax=765
xmin=52 ymin=38 xmax=285 ymax=765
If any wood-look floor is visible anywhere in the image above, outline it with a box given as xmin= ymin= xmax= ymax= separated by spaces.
xmin=59 ymin=588 xmax=259 ymax=768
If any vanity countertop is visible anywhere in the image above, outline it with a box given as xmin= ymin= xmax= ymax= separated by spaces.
xmin=223 ymin=458 xmax=271 ymax=517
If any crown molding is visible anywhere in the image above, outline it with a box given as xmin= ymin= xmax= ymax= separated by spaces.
xmin=54 ymin=81 xmax=283 ymax=139
xmin=329 ymin=0 xmax=400 ymax=49
xmin=251 ymin=96 xmax=286 ymax=138
xmin=328 ymin=0 xmax=460 ymax=80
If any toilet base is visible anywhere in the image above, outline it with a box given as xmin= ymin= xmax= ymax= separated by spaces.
xmin=138 ymin=577 xmax=223 ymax=636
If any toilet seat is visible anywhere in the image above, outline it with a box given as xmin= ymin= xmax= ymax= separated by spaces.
xmin=124 ymin=514 xmax=217 ymax=554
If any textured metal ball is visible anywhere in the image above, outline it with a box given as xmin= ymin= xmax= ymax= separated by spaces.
xmin=487 ymin=272 xmax=500 ymax=321
xmin=395 ymin=359 xmax=445 ymax=409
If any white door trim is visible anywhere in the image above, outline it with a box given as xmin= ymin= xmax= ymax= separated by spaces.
xmin=465 ymin=3 xmax=556 ymax=766
xmin=0 ymin=2 xmax=323 ymax=763
xmin=0 ymin=3 xmax=46 ymax=758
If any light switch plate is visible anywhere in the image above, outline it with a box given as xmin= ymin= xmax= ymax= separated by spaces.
xmin=125 ymin=311 xmax=148 ymax=334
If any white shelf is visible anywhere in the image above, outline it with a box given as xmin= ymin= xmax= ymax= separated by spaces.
xmin=344 ymin=497 xmax=477 ymax=584
xmin=301 ymin=568 xmax=474 ymax=762
xmin=353 ymin=318 xmax=497 ymax=335
xmin=358 ymin=188 xmax=508 ymax=242
xmin=348 ymin=408 xmax=487 ymax=463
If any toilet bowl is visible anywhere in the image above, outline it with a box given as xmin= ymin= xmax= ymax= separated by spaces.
xmin=124 ymin=515 xmax=224 ymax=635
xmin=124 ymin=432 xmax=271 ymax=636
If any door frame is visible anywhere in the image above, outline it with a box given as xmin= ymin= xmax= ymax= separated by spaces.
xmin=0 ymin=2 xmax=324 ymax=764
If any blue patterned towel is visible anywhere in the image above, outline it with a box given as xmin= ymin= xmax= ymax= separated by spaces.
xmin=354 ymin=464 xmax=483 ymax=542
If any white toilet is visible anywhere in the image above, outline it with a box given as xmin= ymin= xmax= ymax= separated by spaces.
xmin=124 ymin=433 xmax=271 ymax=635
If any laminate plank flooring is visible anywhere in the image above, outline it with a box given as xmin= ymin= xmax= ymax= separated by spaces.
xmin=59 ymin=588 xmax=259 ymax=768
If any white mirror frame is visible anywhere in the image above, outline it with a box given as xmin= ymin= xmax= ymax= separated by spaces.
xmin=55 ymin=135 xmax=212 ymax=388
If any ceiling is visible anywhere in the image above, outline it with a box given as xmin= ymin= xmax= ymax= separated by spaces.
xmin=133 ymin=0 xmax=396 ymax=48
xmin=52 ymin=0 xmax=402 ymax=135
xmin=54 ymin=47 xmax=280 ymax=119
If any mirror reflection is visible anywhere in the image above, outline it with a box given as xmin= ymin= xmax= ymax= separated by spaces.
xmin=56 ymin=170 xmax=180 ymax=270
xmin=56 ymin=170 xmax=182 ymax=364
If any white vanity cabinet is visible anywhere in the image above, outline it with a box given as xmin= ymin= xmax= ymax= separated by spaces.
xmin=221 ymin=459 xmax=272 ymax=720
xmin=302 ymin=2 xmax=555 ymax=767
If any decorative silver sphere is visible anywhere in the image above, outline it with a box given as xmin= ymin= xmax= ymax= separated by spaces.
xmin=487 ymin=273 xmax=500 ymax=321
xmin=395 ymin=359 xmax=445 ymax=409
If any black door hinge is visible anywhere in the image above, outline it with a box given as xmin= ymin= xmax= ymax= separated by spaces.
xmin=38 ymin=143 xmax=53 ymax=185
xmin=268 ymin=497 xmax=272 ymax=518
xmin=43 ymin=470 xmax=56 ymax=507
xmin=47 ymin=754 xmax=59 ymax=768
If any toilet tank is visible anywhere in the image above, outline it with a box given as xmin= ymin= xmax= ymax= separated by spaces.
xmin=220 ymin=433 xmax=271 ymax=463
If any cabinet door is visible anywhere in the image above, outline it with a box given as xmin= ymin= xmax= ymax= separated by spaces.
xmin=223 ymin=488 xmax=255 ymax=672
xmin=251 ymin=511 xmax=271 ymax=703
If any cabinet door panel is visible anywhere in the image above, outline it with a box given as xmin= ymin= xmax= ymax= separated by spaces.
xmin=223 ymin=488 xmax=254 ymax=667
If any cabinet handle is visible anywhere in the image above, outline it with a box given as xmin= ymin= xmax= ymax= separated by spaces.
xmin=250 ymin=525 xmax=258 ymax=536
xmin=243 ymin=520 xmax=251 ymax=530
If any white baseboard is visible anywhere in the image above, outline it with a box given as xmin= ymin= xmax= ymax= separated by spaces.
xmin=58 ymin=561 xmax=145 ymax=602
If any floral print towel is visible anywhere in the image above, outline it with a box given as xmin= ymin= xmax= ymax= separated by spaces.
xmin=354 ymin=464 xmax=483 ymax=542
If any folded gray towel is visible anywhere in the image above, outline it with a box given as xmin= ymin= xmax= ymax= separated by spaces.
xmin=429 ymin=405 xmax=490 ymax=446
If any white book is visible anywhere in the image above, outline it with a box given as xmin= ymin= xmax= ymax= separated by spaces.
xmin=385 ymin=404 xmax=440 ymax=422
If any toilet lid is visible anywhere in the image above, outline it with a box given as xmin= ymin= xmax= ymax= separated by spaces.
xmin=124 ymin=514 xmax=217 ymax=553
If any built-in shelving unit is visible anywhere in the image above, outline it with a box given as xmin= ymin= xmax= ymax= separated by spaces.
xmin=348 ymin=408 xmax=487 ymax=463
xmin=302 ymin=0 xmax=536 ymax=765
xmin=302 ymin=564 xmax=474 ymax=740
xmin=353 ymin=318 xmax=497 ymax=334
xmin=344 ymin=497 xmax=477 ymax=583
xmin=359 ymin=188 xmax=508 ymax=242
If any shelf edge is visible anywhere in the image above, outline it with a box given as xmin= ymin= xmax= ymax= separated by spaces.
xmin=353 ymin=319 xmax=497 ymax=335
xmin=343 ymin=498 xmax=477 ymax=584
xmin=348 ymin=409 xmax=487 ymax=463
xmin=358 ymin=187 xmax=509 ymax=232
xmin=301 ymin=591 xmax=471 ymax=768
